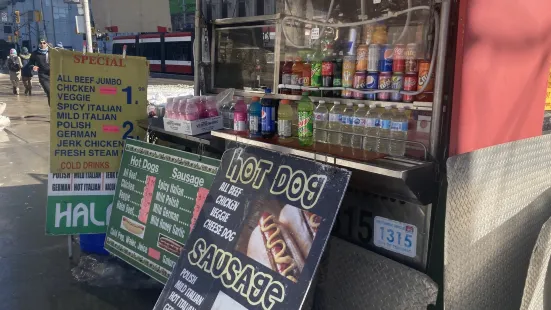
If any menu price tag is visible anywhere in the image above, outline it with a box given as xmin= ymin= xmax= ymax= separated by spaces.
xmin=153 ymin=146 xmax=351 ymax=310
xmin=104 ymin=139 xmax=220 ymax=283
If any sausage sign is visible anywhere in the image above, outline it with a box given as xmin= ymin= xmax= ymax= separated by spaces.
xmin=154 ymin=146 xmax=351 ymax=310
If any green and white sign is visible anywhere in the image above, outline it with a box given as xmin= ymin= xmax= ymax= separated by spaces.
xmin=46 ymin=172 xmax=117 ymax=235
xmin=104 ymin=139 xmax=219 ymax=283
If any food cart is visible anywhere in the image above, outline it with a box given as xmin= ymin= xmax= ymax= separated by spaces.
xmin=144 ymin=0 xmax=551 ymax=308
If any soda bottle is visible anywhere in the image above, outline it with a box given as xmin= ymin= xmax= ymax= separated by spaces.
xmin=297 ymin=92 xmax=314 ymax=146
xmin=248 ymin=96 xmax=262 ymax=137
xmin=322 ymin=56 xmax=334 ymax=97
xmin=376 ymin=106 xmax=394 ymax=154
xmin=310 ymin=50 xmax=322 ymax=97
xmin=278 ymin=99 xmax=293 ymax=141
xmin=183 ymin=97 xmax=200 ymax=121
xmin=340 ymin=102 xmax=355 ymax=147
xmin=233 ymin=97 xmax=248 ymax=132
xmin=314 ymin=100 xmax=329 ymax=143
xmin=302 ymin=54 xmax=312 ymax=87
xmin=333 ymin=55 xmax=342 ymax=97
xmin=261 ymin=89 xmax=276 ymax=138
xmin=390 ymin=107 xmax=408 ymax=156
xmin=205 ymin=96 xmax=219 ymax=117
xmin=327 ymin=101 xmax=343 ymax=145
xmin=281 ymin=54 xmax=293 ymax=85
xmin=291 ymin=57 xmax=303 ymax=88
xmin=228 ymin=101 xmax=236 ymax=129
xmin=351 ymin=103 xmax=367 ymax=149
xmin=363 ymin=104 xmax=380 ymax=151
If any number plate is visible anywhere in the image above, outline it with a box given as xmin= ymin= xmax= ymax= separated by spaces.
xmin=373 ymin=216 xmax=417 ymax=258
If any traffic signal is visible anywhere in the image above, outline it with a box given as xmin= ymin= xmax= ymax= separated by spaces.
xmin=14 ymin=10 xmax=20 ymax=24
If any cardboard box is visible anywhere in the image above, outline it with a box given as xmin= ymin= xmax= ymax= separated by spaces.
xmin=163 ymin=116 xmax=223 ymax=136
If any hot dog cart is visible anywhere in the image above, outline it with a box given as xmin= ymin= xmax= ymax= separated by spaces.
xmin=145 ymin=0 xmax=551 ymax=308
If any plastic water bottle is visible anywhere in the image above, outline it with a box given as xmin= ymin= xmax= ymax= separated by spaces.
xmin=183 ymin=97 xmax=200 ymax=121
xmin=228 ymin=101 xmax=236 ymax=129
xmin=363 ymin=104 xmax=380 ymax=151
xmin=390 ymin=107 xmax=408 ymax=156
xmin=165 ymin=97 xmax=175 ymax=119
xmin=221 ymin=101 xmax=231 ymax=128
xmin=177 ymin=98 xmax=188 ymax=120
xmin=278 ymin=99 xmax=293 ymax=140
xmin=351 ymin=103 xmax=367 ymax=149
xmin=340 ymin=102 xmax=355 ymax=147
xmin=327 ymin=102 xmax=343 ymax=145
xmin=314 ymin=100 xmax=329 ymax=143
xmin=248 ymin=96 xmax=261 ymax=137
xmin=233 ymin=97 xmax=248 ymax=132
xmin=376 ymin=106 xmax=394 ymax=154
xmin=206 ymin=96 xmax=219 ymax=117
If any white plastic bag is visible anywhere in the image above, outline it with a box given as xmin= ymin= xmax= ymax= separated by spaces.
xmin=0 ymin=102 xmax=9 ymax=131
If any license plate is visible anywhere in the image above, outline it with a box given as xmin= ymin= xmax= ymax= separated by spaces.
xmin=373 ymin=216 xmax=417 ymax=258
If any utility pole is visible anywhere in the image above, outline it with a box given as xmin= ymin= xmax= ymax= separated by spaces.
xmin=82 ymin=0 xmax=93 ymax=52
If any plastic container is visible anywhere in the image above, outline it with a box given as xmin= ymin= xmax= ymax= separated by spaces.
xmin=297 ymin=92 xmax=314 ymax=146
xmin=363 ymin=104 xmax=380 ymax=151
xmin=351 ymin=103 xmax=367 ymax=149
xmin=340 ymin=102 xmax=355 ymax=147
xmin=233 ymin=97 xmax=248 ymax=132
xmin=314 ymin=100 xmax=329 ymax=143
xmin=261 ymin=89 xmax=276 ymax=138
xmin=183 ymin=97 xmax=200 ymax=121
xmin=79 ymin=233 xmax=109 ymax=255
xmin=377 ymin=106 xmax=394 ymax=154
xmin=390 ymin=107 xmax=408 ymax=156
xmin=278 ymin=99 xmax=293 ymax=140
xmin=327 ymin=101 xmax=343 ymax=145
xmin=206 ymin=95 xmax=219 ymax=117
xmin=248 ymin=96 xmax=262 ymax=137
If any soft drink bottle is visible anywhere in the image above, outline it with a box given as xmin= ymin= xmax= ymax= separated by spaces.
xmin=183 ymin=97 xmax=200 ymax=121
xmin=363 ymin=104 xmax=380 ymax=151
xmin=177 ymin=98 xmax=188 ymax=120
xmin=261 ymin=89 xmax=276 ymax=138
xmin=390 ymin=107 xmax=408 ymax=156
xmin=291 ymin=57 xmax=303 ymax=95
xmin=165 ymin=97 xmax=175 ymax=119
xmin=248 ymin=96 xmax=261 ymax=137
xmin=351 ymin=103 xmax=367 ymax=149
xmin=229 ymin=101 xmax=236 ymax=129
xmin=376 ymin=106 xmax=394 ymax=154
xmin=206 ymin=96 xmax=219 ymax=117
xmin=233 ymin=97 xmax=248 ymax=132
xmin=340 ymin=102 xmax=355 ymax=147
xmin=327 ymin=101 xmax=343 ymax=145
xmin=221 ymin=101 xmax=231 ymax=128
xmin=278 ymin=99 xmax=293 ymax=141
xmin=314 ymin=100 xmax=329 ymax=143
xmin=302 ymin=54 xmax=312 ymax=87
xmin=197 ymin=96 xmax=208 ymax=118
xmin=297 ymin=92 xmax=314 ymax=146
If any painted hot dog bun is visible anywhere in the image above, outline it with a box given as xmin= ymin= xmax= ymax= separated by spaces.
xmin=278 ymin=205 xmax=314 ymax=258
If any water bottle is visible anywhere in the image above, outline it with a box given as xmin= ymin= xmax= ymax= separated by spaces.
xmin=390 ymin=107 xmax=408 ymax=156
xmin=363 ymin=104 xmax=380 ymax=151
xmin=228 ymin=101 xmax=236 ymax=129
xmin=340 ymin=102 xmax=355 ymax=147
xmin=177 ymin=98 xmax=188 ymax=120
xmin=206 ymin=96 xmax=219 ymax=117
xmin=314 ymin=100 xmax=329 ymax=143
xmin=183 ymin=97 xmax=200 ymax=121
xmin=248 ymin=96 xmax=261 ymax=137
xmin=351 ymin=103 xmax=367 ymax=149
xmin=233 ymin=97 xmax=248 ymax=132
xmin=376 ymin=106 xmax=394 ymax=154
xmin=221 ymin=101 xmax=230 ymax=128
xmin=327 ymin=102 xmax=343 ymax=145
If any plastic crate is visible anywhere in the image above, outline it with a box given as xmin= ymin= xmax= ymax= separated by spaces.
xmin=79 ymin=233 xmax=109 ymax=255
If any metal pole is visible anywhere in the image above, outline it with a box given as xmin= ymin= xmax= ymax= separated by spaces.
xmin=82 ymin=0 xmax=93 ymax=52
xmin=194 ymin=0 xmax=201 ymax=95
xmin=429 ymin=0 xmax=451 ymax=159
xmin=50 ymin=1 xmax=57 ymax=44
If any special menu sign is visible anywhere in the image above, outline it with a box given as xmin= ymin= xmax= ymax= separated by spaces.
xmin=153 ymin=146 xmax=351 ymax=310
xmin=104 ymin=139 xmax=220 ymax=283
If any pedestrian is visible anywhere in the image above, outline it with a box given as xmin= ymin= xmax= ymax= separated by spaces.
xmin=7 ymin=48 xmax=22 ymax=95
xmin=29 ymin=37 xmax=51 ymax=106
xmin=19 ymin=47 xmax=33 ymax=96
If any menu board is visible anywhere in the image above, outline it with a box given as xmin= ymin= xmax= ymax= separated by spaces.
xmin=104 ymin=139 xmax=220 ymax=283
xmin=46 ymin=172 xmax=117 ymax=234
xmin=154 ymin=146 xmax=351 ymax=310
xmin=49 ymin=49 xmax=148 ymax=173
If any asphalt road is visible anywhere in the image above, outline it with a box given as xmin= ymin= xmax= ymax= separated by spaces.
xmin=0 ymin=74 xmax=182 ymax=310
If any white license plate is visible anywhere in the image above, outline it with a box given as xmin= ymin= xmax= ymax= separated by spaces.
xmin=373 ymin=216 xmax=417 ymax=258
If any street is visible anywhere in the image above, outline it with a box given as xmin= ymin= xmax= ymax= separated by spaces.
xmin=0 ymin=74 xmax=188 ymax=310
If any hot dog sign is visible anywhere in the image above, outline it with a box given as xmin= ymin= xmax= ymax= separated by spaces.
xmin=154 ymin=146 xmax=351 ymax=310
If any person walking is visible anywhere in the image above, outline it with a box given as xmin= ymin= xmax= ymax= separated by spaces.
xmin=29 ymin=38 xmax=51 ymax=105
xmin=7 ymin=49 xmax=22 ymax=95
xmin=19 ymin=47 xmax=32 ymax=96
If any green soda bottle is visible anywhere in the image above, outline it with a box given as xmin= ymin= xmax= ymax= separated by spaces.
xmin=297 ymin=92 xmax=314 ymax=146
